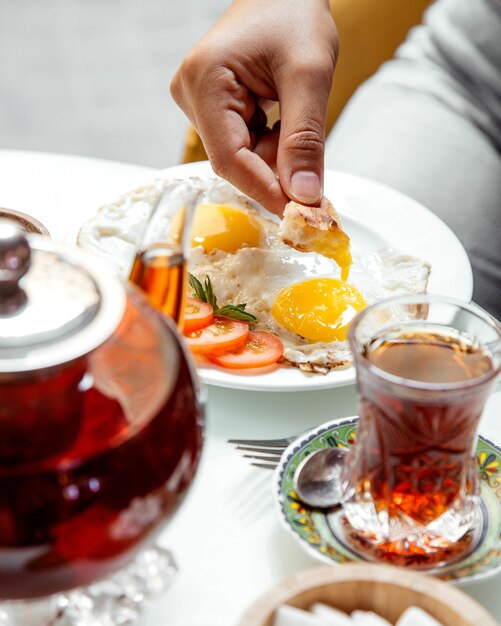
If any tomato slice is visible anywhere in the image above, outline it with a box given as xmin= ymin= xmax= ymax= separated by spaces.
xmin=184 ymin=316 xmax=249 ymax=354
xmin=182 ymin=297 xmax=214 ymax=333
xmin=207 ymin=330 xmax=284 ymax=369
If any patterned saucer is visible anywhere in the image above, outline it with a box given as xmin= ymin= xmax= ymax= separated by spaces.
xmin=274 ymin=417 xmax=501 ymax=585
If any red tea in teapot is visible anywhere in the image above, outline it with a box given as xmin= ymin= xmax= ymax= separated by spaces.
xmin=0 ymin=292 xmax=203 ymax=599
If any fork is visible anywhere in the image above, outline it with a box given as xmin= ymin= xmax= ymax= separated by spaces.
xmin=227 ymin=434 xmax=298 ymax=469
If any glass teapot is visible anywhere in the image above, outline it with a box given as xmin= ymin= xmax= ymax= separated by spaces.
xmin=0 ymin=220 xmax=204 ymax=623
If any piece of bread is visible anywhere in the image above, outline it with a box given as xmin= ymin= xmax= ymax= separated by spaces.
xmin=279 ymin=197 xmax=352 ymax=280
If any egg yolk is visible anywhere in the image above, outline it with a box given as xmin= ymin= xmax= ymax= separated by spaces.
xmin=170 ymin=203 xmax=261 ymax=253
xmin=271 ymin=278 xmax=366 ymax=343
xmin=300 ymin=223 xmax=352 ymax=281
xmin=315 ymin=228 xmax=352 ymax=282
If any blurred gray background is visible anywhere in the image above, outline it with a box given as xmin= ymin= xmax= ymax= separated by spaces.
xmin=0 ymin=0 xmax=231 ymax=167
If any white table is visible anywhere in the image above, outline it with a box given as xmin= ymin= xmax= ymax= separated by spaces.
xmin=1 ymin=150 xmax=499 ymax=625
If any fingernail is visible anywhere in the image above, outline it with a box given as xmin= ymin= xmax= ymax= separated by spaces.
xmin=290 ymin=171 xmax=321 ymax=204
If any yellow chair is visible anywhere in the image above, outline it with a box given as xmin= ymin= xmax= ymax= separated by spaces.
xmin=180 ymin=0 xmax=432 ymax=164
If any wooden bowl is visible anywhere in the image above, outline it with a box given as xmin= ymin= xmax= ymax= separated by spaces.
xmin=238 ymin=564 xmax=498 ymax=626
xmin=0 ymin=208 xmax=50 ymax=236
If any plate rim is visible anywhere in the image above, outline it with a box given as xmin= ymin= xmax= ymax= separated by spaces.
xmin=273 ymin=415 xmax=501 ymax=585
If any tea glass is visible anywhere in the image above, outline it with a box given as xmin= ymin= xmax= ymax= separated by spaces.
xmin=343 ymin=294 xmax=501 ymax=562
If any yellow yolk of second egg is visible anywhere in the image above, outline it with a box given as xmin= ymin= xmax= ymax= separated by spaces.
xmin=170 ymin=203 xmax=261 ymax=253
xmin=271 ymin=277 xmax=366 ymax=343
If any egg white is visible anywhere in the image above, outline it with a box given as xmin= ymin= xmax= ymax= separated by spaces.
xmin=78 ymin=177 xmax=431 ymax=373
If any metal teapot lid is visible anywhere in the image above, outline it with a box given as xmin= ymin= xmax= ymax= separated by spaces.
xmin=0 ymin=219 xmax=125 ymax=373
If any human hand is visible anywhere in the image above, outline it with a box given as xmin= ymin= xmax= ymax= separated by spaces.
xmin=171 ymin=0 xmax=338 ymax=215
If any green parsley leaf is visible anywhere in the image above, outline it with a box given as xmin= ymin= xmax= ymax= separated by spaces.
xmin=215 ymin=305 xmax=257 ymax=323
xmin=189 ymin=274 xmax=207 ymax=303
xmin=188 ymin=273 xmax=257 ymax=324
xmin=203 ymin=275 xmax=218 ymax=310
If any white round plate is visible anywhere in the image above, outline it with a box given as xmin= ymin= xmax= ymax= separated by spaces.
xmin=71 ymin=160 xmax=472 ymax=393
xmin=155 ymin=162 xmax=472 ymax=392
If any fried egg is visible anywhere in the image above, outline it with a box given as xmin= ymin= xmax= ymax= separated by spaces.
xmin=271 ymin=278 xmax=366 ymax=343
xmin=78 ymin=177 xmax=431 ymax=373
xmin=172 ymin=203 xmax=262 ymax=252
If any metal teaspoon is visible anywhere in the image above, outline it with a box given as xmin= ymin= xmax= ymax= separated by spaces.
xmin=293 ymin=447 xmax=347 ymax=508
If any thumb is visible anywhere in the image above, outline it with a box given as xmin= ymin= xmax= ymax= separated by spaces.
xmin=276 ymin=66 xmax=332 ymax=206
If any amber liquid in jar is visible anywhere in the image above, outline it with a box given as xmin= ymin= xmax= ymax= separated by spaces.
xmin=0 ymin=289 xmax=203 ymax=600
xmin=359 ymin=328 xmax=493 ymax=529
xmin=129 ymin=244 xmax=186 ymax=328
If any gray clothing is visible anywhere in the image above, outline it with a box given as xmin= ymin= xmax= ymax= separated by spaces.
xmin=326 ymin=0 xmax=501 ymax=318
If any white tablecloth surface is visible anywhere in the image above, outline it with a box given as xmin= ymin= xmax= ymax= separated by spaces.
xmin=1 ymin=150 xmax=499 ymax=625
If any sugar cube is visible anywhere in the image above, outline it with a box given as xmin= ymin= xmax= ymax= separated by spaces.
xmin=351 ymin=610 xmax=392 ymax=625
xmin=396 ymin=607 xmax=444 ymax=626
xmin=312 ymin=602 xmax=353 ymax=625
xmin=274 ymin=605 xmax=328 ymax=626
